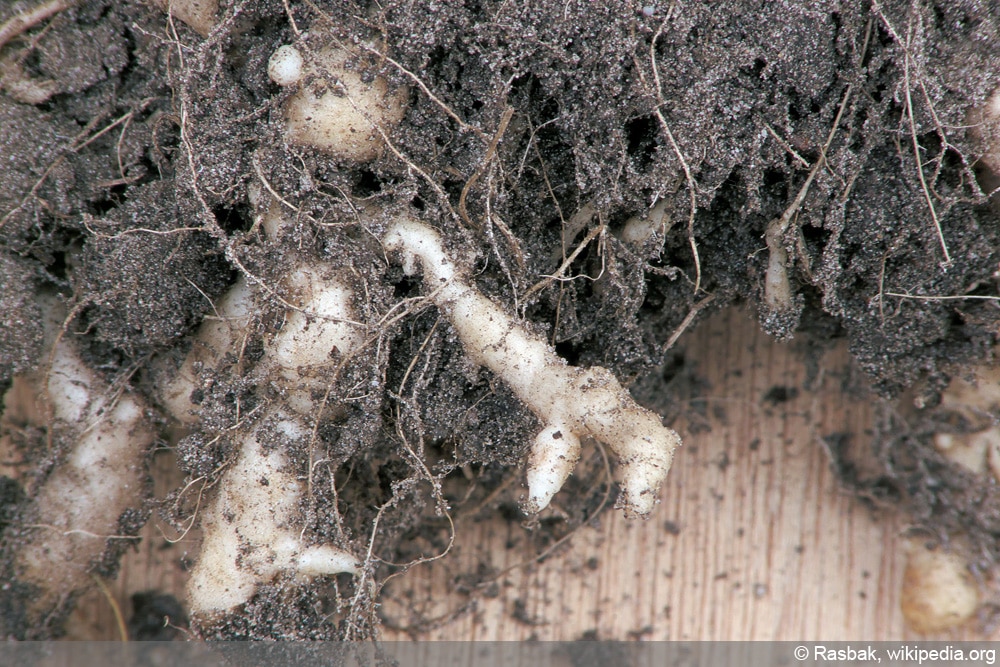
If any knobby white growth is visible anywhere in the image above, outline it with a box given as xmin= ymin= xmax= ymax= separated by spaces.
xmin=382 ymin=216 xmax=681 ymax=516
xmin=267 ymin=44 xmax=304 ymax=87
xmin=932 ymin=365 xmax=1000 ymax=482
xmin=268 ymin=43 xmax=409 ymax=162
xmin=265 ymin=265 xmax=363 ymax=416
xmin=173 ymin=262 xmax=363 ymax=617
xmin=969 ymin=87 xmax=1000 ymax=177
xmin=13 ymin=295 xmax=154 ymax=618
xmin=186 ymin=412 xmax=360 ymax=614
xmin=181 ymin=38 xmax=684 ymax=619
xmin=621 ymin=199 xmax=672 ymax=245
xmin=900 ymin=540 xmax=980 ymax=634
xmin=159 ymin=275 xmax=254 ymax=425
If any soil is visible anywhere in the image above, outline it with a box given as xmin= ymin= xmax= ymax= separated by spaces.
xmin=1 ymin=0 xmax=999 ymax=640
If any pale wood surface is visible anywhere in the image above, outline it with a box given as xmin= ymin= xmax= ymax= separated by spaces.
xmin=61 ymin=307 xmax=994 ymax=640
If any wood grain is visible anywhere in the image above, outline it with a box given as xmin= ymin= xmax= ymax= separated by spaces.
xmin=377 ymin=306 xmax=909 ymax=640
xmin=62 ymin=307 xmax=994 ymax=640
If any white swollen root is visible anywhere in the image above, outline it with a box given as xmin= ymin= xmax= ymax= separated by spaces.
xmin=931 ymin=364 xmax=1000 ymax=482
xmin=11 ymin=295 xmax=154 ymax=623
xmin=621 ymin=199 xmax=672 ymax=245
xmin=268 ymin=43 xmax=408 ymax=162
xmin=382 ymin=216 xmax=681 ymax=516
xmin=264 ymin=265 xmax=363 ymax=417
xmin=159 ymin=275 xmax=253 ymax=424
xmin=900 ymin=541 xmax=980 ymax=634
xmin=187 ymin=413 xmax=359 ymax=615
xmin=162 ymin=203 xmax=361 ymax=417
xmin=763 ymin=219 xmax=793 ymax=314
xmin=968 ymin=87 xmax=1000 ymax=177
xmin=174 ymin=264 xmax=362 ymax=617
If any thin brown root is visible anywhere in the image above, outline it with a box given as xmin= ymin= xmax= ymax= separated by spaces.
xmin=0 ymin=100 xmax=158 ymax=231
xmin=662 ymin=293 xmax=717 ymax=352
xmin=762 ymin=84 xmax=853 ymax=313
xmin=346 ymin=474 xmax=456 ymax=640
xmin=876 ymin=249 xmax=889 ymax=324
xmin=356 ymin=41 xmax=485 ymax=141
xmin=160 ymin=474 xmax=208 ymax=544
xmin=556 ymin=201 xmax=596 ymax=262
xmin=384 ymin=441 xmax=615 ymax=635
xmin=251 ymin=152 xmax=304 ymax=216
xmin=81 ymin=219 xmax=205 ymax=240
xmin=0 ymin=0 xmax=75 ymax=51
xmin=524 ymin=218 xmax=606 ymax=300
xmin=479 ymin=441 xmax=614 ymax=590
xmin=90 ymin=574 xmax=128 ymax=642
xmin=459 ymin=107 xmax=514 ymax=228
xmin=871 ymin=1 xmax=952 ymax=268
xmin=764 ymin=123 xmax=810 ymax=169
xmin=884 ymin=291 xmax=1000 ymax=302
xmin=903 ymin=35 xmax=950 ymax=268
xmin=643 ymin=23 xmax=702 ymax=294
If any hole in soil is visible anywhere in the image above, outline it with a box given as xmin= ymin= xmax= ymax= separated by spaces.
xmin=762 ymin=168 xmax=784 ymax=191
xmin=47 ymin=251 xmax=69 ymax=282
xmin=554 ymin=340 xmax=581 ymax=365
xmin=442 ymin=177 xmax=464 ymax=201
xmin=801 ymin=220 xmax=832 ymax=256
xmin=213 ymin=205 xmax=251 ymax=233
xmin=740 ymin=57 xmax=767 ymax=78
xmin=626 ymin=114 xmax=657 ymax=169
xmin=392 ymin=274 xmax=422 ymax=299
xmin=352 ymin=169 xmax=382 ymax=197
xmin=90 ymin=183 xmax=128 ymax=215
xmin=871 ymin=81 xmax=887 ymax=103
xmin=788 ymin=96 xmax=803 ymax=122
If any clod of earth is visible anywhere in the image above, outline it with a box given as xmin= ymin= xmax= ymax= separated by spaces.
xmin=1 ymin=0 xmax=999 ymax=641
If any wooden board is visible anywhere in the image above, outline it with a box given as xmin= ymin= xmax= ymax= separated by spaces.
xmin=63 ymin=307 xmax=993 ymax=640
